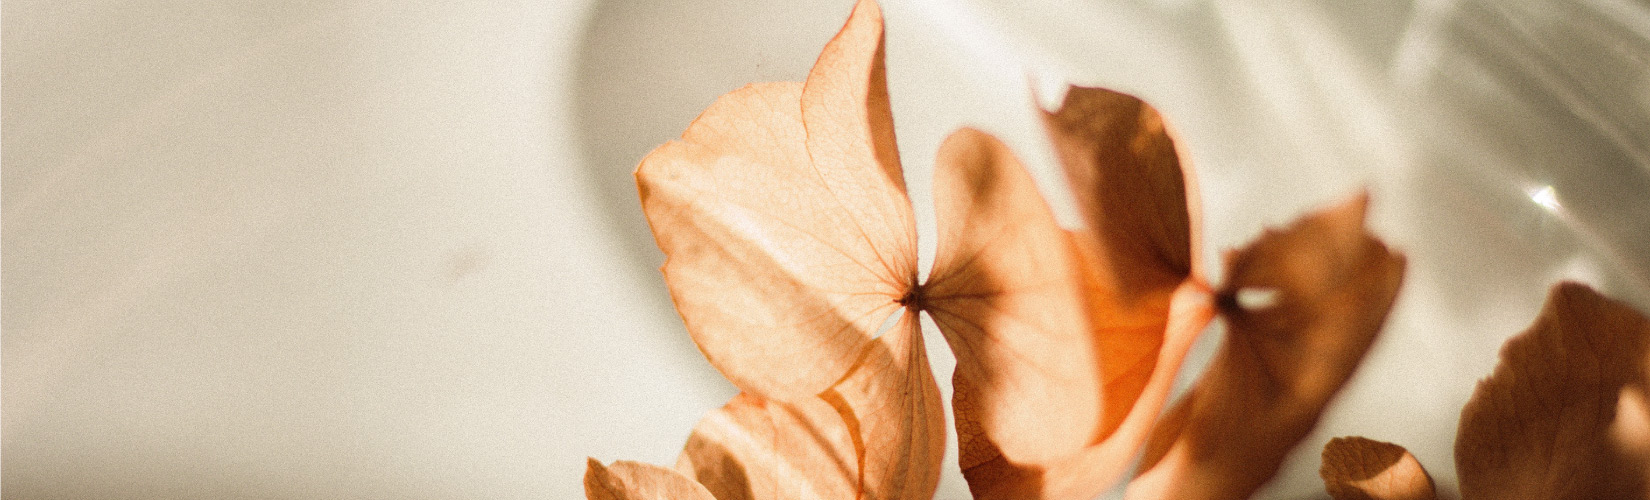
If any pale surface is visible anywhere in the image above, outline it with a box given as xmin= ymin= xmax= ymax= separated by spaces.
xmin=6 ymin=1 xmax=1649 ymax=499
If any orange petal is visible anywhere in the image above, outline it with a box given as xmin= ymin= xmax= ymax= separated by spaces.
xmin=1128 ymin=192 xmax=1407 ymax=500
xmin=585 ymin=459 xmax=716 ymax=500
xmin=675 ymin=313 xmax=944 ymax=500
xmin=935 ymin=89 xmax=1213 ymax=500
xmin=675 ymin=391 xmax=856 ymax=500
xmin=923 ymin=127 xmax=1102 ymax=496
xmin=634 ymin=0 xmax=915 ymax=400
xmin=1319 ymin=436 xmax=1437 ymax=500
xmin=968 ymin=281 xmax=1214 ymax=500
xmin=1043 ymin=86 xmax=1204 ymax=448
xmin=1454 ymin=282 xmax=1650 ymax=500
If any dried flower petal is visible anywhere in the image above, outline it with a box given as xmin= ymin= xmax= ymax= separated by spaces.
xmin=926 ymin=128 xmax=1103 ymax=491
xmin=586 ymin=459 xmax=717 ymax=500
xmin=1320 ymin=436 xmax=1437 ymax=500
xmin=1045 ymin=86 xmax=1204 ymax=441
xmin=675 ymin=313 xmax=944 ymax=500
xmin=1455 ymin=282 xmax=1650 ymax=500
xmin=1129 ymin=193 xmax=1407 ymax=500
xmin=635 ymin=0 xmax=913 ymax=402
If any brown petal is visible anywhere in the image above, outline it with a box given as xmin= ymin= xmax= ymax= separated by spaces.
xmin=1042 ymin=86 xmax=1200 ymax=293
xmin=1320 ymin=436 xmax=1437 ymax=500
xmin=634 ymin=0 xmax=915 ymax=401
xmin=1455 ymin=282 xmax=1650 ymax=500
xmin=675 ymin=313 xmax=945 ymax=500
xmin=923 ymin=127 xmax=1104 ymax=497
xmin=1043 ymin=85 xmax=1205 ymax=460
xmin=1128 ymin=192 xmax=1407 ymax=500
xmin=585 ymin=459 xmax=716 ymax=500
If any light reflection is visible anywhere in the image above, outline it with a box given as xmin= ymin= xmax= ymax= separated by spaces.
xmin=1527 ymin=185 xmax=1562 ymax=212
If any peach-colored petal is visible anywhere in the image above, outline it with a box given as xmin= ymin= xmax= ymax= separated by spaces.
xmin=675 ymin=392 xmax=856 ymax=500
xmin=1128 ymin=192 xmax=1407 ymax=500
xmin=966 ymin=281 xmax=1214 ymax=500
xmin=802 ymin=0 xmax=915 ymax=248
xmin=585 ymin=459 xmax=716 ymax=500
xmin=826 ymin=313 xmax=947 ymax=500
xmin=675 ymin=313 xmax=944 ymax=500
xmin=1319 ymin=436 xmax=1437 ymax=500
xmin=634 ymin=0 xmax=914 ymax=401
xmin=1455 ymin=282 xmax=1650 ymax=500
xmin=923 ymin=127 xmax=1102 ymax=497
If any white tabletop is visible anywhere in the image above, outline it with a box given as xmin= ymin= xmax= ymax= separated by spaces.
xmin=7 ymin=1 xmax=1648 ymax=498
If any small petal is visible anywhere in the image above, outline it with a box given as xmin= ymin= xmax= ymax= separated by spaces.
xmin=1320 ymin=436 xmax=1437 ymax=500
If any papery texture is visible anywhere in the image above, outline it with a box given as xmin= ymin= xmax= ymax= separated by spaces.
xmin=586 ymin=459 xmax=717 ymax=500
xmin=1455 ymin=282 xmax=1650 ymax=500
xmin=1043 ymin=87 xmax=1202 ymax=440
xmin=937 ymin=88 xmax=1219 ymax=500
xmin=675 ymin=314 xmax=943 ymax=500
xmin=1319 ymin=436 xmax=1437 ymax=500
xmin=635 ymin=0 xmax=913 ymax=402
xmin=925 ymin=128 xmax=1101 ymax=499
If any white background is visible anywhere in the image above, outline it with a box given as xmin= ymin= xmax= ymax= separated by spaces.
xmin=6 ymin=1 xmax=1648 ymax=498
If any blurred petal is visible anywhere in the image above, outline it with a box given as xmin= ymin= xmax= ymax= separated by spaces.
xmin=585 ymin=459 xmax=716 ymax=500
xmin=1455 ymin=282 xmax=1650 ymax=500
xmin=1129 ymin=192 xmax=1406 ymax=500
xmin=634 ymin=0 xmax=915 ymax=401
xmin=1320 ymin=436 xmax=1437 ymax=500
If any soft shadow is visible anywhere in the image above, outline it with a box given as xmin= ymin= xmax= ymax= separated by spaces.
xmin=1394 ymin=0 xmax=1650 ymax=311
xmin=570 ymin=0 xmax=848 ymax=269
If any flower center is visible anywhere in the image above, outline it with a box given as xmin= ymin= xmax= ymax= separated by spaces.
xmin=897 ymin=284 xmax=927 ymax=312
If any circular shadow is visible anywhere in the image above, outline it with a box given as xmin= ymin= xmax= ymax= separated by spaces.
xmin=572 ymin=0 xmax=851 ymax=268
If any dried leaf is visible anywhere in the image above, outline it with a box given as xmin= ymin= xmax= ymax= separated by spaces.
xmin=635 ymin=0 xmax=913 ymax=402
xmin=1128 ymin=193 xmax=1407 ymax=500
xmin=585 ymin=459 xmax=717 ymax=500
xmin=675 ymin=314 xmax=944 ymax=500
xmin=1319 ymin=436 xmax=1437 ymax=500
xmin=1454 ymin=282 xmax=1650 ymax=500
